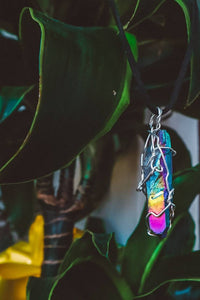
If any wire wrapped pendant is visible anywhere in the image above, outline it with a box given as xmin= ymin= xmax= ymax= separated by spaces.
xmin=137 ymin=108 xmax=176 ymax=237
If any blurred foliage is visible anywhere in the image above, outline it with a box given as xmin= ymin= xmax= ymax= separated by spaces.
xmin=26 ymin=164 xmax=200 ymax=299
xmin=0 ymin=0 xmax=200 ymax=299
xmin=0 ymin=7 xmax=137 ymax=183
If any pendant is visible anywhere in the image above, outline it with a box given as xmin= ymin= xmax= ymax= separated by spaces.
xmin=137 ymin=108 xmax=176 ymax=238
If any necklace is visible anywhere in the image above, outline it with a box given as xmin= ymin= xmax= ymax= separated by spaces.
xmin=109 ymin=0 xmax=196 ymax=237
xmin=137 ymin=108 xmax=176 ymax=237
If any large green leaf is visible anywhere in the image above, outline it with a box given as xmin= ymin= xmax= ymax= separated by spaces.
xmin=126 ymin=213 xmax=194 ymax=296
xmin=137 ymin=213 xmax=195 ymax=295
xmin=161 ymin=212 xmax=195 ymax=257
xmin=27 ymin=231 xmax=132 ymax=299
xmin=58 ymin=230 xmax=117 ymax=274
xmin=27 ymin=276 xmax=55 ymax=300
xmin=28 ymin=257 xmax=134 ymax=300
xmin=126 ymin=0 xmax=191 ymax=113
xmin=121 ymin=205 xmax=159 ymax=294
xmin=0 ymin=8 xmax=137 ymax=184
xmin=53 ymin=258 xmax=134 ymax=300
xmin=122 ymin=164 xmax=200 ymax=294
xmin=140 ymin=251 xmax=200 ymax=295
xmin=127 ymin=0 xmax=199 ymax=114
xmin=146 ymin=161 xmax=200 ymax=280
xmin=174 ymin=0 xmax=200 ymax=106
xmin=84 ymin=217 xmax=118 ymax=264
xmin=122 ymin=212 xmax=194 ymax=294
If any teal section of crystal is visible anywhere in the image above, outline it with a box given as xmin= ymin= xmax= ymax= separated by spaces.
xmin=143 ymin=129 xmax=173 ymax=237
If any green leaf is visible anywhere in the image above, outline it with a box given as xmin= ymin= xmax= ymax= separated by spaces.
xmin=27 ymin=276 xmax=55 ymax=300
xmin=161 ymin=212 xmax=195 ymax=257
xmin=122 ymin=211 xmax=194 ymax=294
xmin=121 ymin=205 xmax=159 ymax=294
xmin=58 ymin=230 xmax=117 ymax=274
xmin=28 ymin=257 xmax=134 ymax=300
xmin=140 ymin=251 xmax=200 ymax=295
xmin=138 ymin=213 xmax=195 ymax=294
xmin=53 ymin=258 xmax=134 ymax=300
xmin=174 ymin=0 xmax=200 ymax=105
xmin=27 ymin=222 xmax=121 ymax=298
xmin=135 ymin=164 xmax=200 ymax=293
xmin=122 ymin=164 xmax=200 ymax=294
xmin=0 ymin=8 xmax=137 ymax=184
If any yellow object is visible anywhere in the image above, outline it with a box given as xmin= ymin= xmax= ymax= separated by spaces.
xmin=0 ymin=277 xmax=28 ymax=300
xmin=0 ymin=215 xmax=44 ymax=279
xmin=0 ymin=215 xmax=44 ymax=300
xmin=0 ymin=214 xmax=84 ymax=300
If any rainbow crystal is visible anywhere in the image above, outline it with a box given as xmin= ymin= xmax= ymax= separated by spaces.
xmin=143 ymin=130 xmax=173 ymax=237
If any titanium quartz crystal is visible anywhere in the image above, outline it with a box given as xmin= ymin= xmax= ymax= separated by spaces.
xmin=138 ymin=128 xmax=175 ymax=238
xmin=145 ymin=130 xmax=174 ymax=237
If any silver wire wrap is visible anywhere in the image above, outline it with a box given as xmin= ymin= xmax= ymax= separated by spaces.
xmin=137 ymin=108 xmax=176 ymax=236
